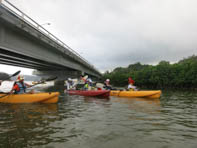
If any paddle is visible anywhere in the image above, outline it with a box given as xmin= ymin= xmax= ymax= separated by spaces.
xmin=1 ymin=70 xmax=21 ymax=82
xmin=29 ymin=76 xmax=58 ymax=88
xmin=0 ymin=76 xmax=57 ymax=99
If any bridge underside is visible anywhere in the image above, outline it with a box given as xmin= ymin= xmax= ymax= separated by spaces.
xmin=0 ymin=3 xmax=102 ymax=79
xmin=0 ymin=46 xmax=92 ymax=79
xmin=0 ymin=46 xmax=72 ymax=71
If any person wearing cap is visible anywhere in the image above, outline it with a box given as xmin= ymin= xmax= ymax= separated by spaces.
xmin=83 ymin=77 xmax=94 ymax=90
xmin=128 ymin=77 xmax=135 ymax=85
xmin=86 ymin=78 xmax=93 ymax=86
xmin=10 ymin=75 xmax=32 ymax=94
xmin=65 ymin=78 xmax=75 ymax=90
xmin=128 ymin=77 xmax=137 ymax=91
xmin=104 ymin=79 xmax=112 ymax=90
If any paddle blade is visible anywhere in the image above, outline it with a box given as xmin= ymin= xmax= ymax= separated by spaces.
xmin=11 ymin=70 xmax=21 ymax=77
xmin=45 ymin=76 xmax=58 ymax=82
xmin=2 ymin=70 xmax=21 ymax=81
xmin=31 ymin=76 xmax=57 ymax=87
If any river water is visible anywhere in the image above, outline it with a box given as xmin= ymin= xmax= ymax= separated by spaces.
xmin=0 ymin=82 xmax=197 ymax=148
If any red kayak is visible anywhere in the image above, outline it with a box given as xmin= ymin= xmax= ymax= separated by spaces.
xmin=67 ymin=90 xmax=110 ymax=98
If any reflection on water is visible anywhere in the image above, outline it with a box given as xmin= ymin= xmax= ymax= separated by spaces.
xmin=0 ymin=104 xmax=59 ymax=147
xmin=84 ymin=97 xmax=111 ymax=107
xmin=112 ymin=97 xmax=161 ymax=113
xmin=0 ymin=89 xmax=197 ymax=148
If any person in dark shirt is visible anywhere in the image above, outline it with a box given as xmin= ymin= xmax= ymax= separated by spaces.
xmin=104 ymin=79 xmax=112 ymax=90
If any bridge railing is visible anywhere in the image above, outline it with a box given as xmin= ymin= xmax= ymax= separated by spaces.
xmin=0 ymin=0 xmax=100 ymax=74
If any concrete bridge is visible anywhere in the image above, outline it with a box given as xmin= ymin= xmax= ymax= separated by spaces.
xmin=0 ymin=0 xmax=102 ymax=79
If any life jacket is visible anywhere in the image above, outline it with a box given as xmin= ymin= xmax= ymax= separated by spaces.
xmin=84 ymin=83 xmax=89 ymax=90
xmin=14 ymin=82 xmax=27 ymax=94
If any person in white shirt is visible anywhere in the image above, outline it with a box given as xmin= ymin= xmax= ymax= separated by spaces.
xmin=65 ymin=78 xmax=75 ymax=90
xmin=128 ymin=83 xmax=137 ymax=91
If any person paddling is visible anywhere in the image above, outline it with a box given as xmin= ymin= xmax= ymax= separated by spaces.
xmin=104 ymin=79 xmax=112 ymax=90
xmin=128 ymin=77 xmax=137 ymax=91
xmin=65 ymin=78 xmax=75 ymax=90
xmin=10 ymin=75 xmax=33 ymax=94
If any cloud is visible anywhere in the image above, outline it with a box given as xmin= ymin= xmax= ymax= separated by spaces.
xmin=9 ymin=0 xmax=197 ymax=73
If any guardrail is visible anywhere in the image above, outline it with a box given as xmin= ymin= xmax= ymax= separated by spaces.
xmin=0 ymin=0 xmax=100 ymax=74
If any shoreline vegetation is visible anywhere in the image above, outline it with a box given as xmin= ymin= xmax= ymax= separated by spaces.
xmin=1 ymin=55 xmax=196 ymax=90
xmin=102 ymin=55 xmax=197 ymax=90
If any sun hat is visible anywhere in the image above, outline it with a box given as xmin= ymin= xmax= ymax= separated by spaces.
xmin=17 ymin=75 xmax=24 ymax=81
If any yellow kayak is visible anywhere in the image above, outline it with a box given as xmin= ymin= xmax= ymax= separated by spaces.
xmin=0 ymin=92 xmax=59 ymax=104
xmin=110 ymin=90 xmax=161 ymax=99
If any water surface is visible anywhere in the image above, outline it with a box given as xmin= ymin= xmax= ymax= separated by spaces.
xmin=0 ymin=83 xmax=197 ymax=148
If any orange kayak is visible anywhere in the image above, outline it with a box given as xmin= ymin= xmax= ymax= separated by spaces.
xmin=110 ymin=90 xmax=161 ymax=99
xmin=0 ymin=92 xmax=59 ymax=104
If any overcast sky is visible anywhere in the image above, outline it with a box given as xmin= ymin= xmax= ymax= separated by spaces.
xmin=1 ymin=0 xmax=197 ymax=74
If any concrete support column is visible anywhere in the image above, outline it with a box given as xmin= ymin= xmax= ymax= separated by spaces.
xmin=33 ymin=70 xmax=82 ymax=80
xmin=0 ymin=25 xmax=5 ymax=43
xmin=81 ymin=71 xmax=85 ymax=76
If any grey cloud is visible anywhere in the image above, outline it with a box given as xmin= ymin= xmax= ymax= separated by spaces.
xmin=11 ymin=0 xmax=197 ymax=73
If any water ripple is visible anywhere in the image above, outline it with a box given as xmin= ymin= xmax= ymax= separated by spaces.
xmin=0 ymin=90 xmax=197 ymax=147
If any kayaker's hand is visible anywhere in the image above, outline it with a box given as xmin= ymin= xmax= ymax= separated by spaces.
xmin=9 ymin=89 xmax=14 ymax=94
xmin=25 ymin=83 xmax=33 ymax=88
xmin=26 ymin=85 xmax=33 ymax=89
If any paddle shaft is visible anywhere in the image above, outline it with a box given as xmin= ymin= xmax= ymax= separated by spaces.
xmin=0 ymin=93 xmax=10 ymax=99
xmin=29 ymin=76 xmax=57 ymax=88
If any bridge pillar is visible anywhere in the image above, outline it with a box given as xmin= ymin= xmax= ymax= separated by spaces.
xmin=81 ymin=71 xmax=85 ymax=76
xmin=33 ymin=70 xmax=83 ymax=80
xmin=0 ymin=26 xmax=5 ymax=43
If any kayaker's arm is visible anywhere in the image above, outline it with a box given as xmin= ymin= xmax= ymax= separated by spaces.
xmin=10 ymin=85 xmax=18 ymax=94
xmin=25 ymin=83 xmax=33 ymax=88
